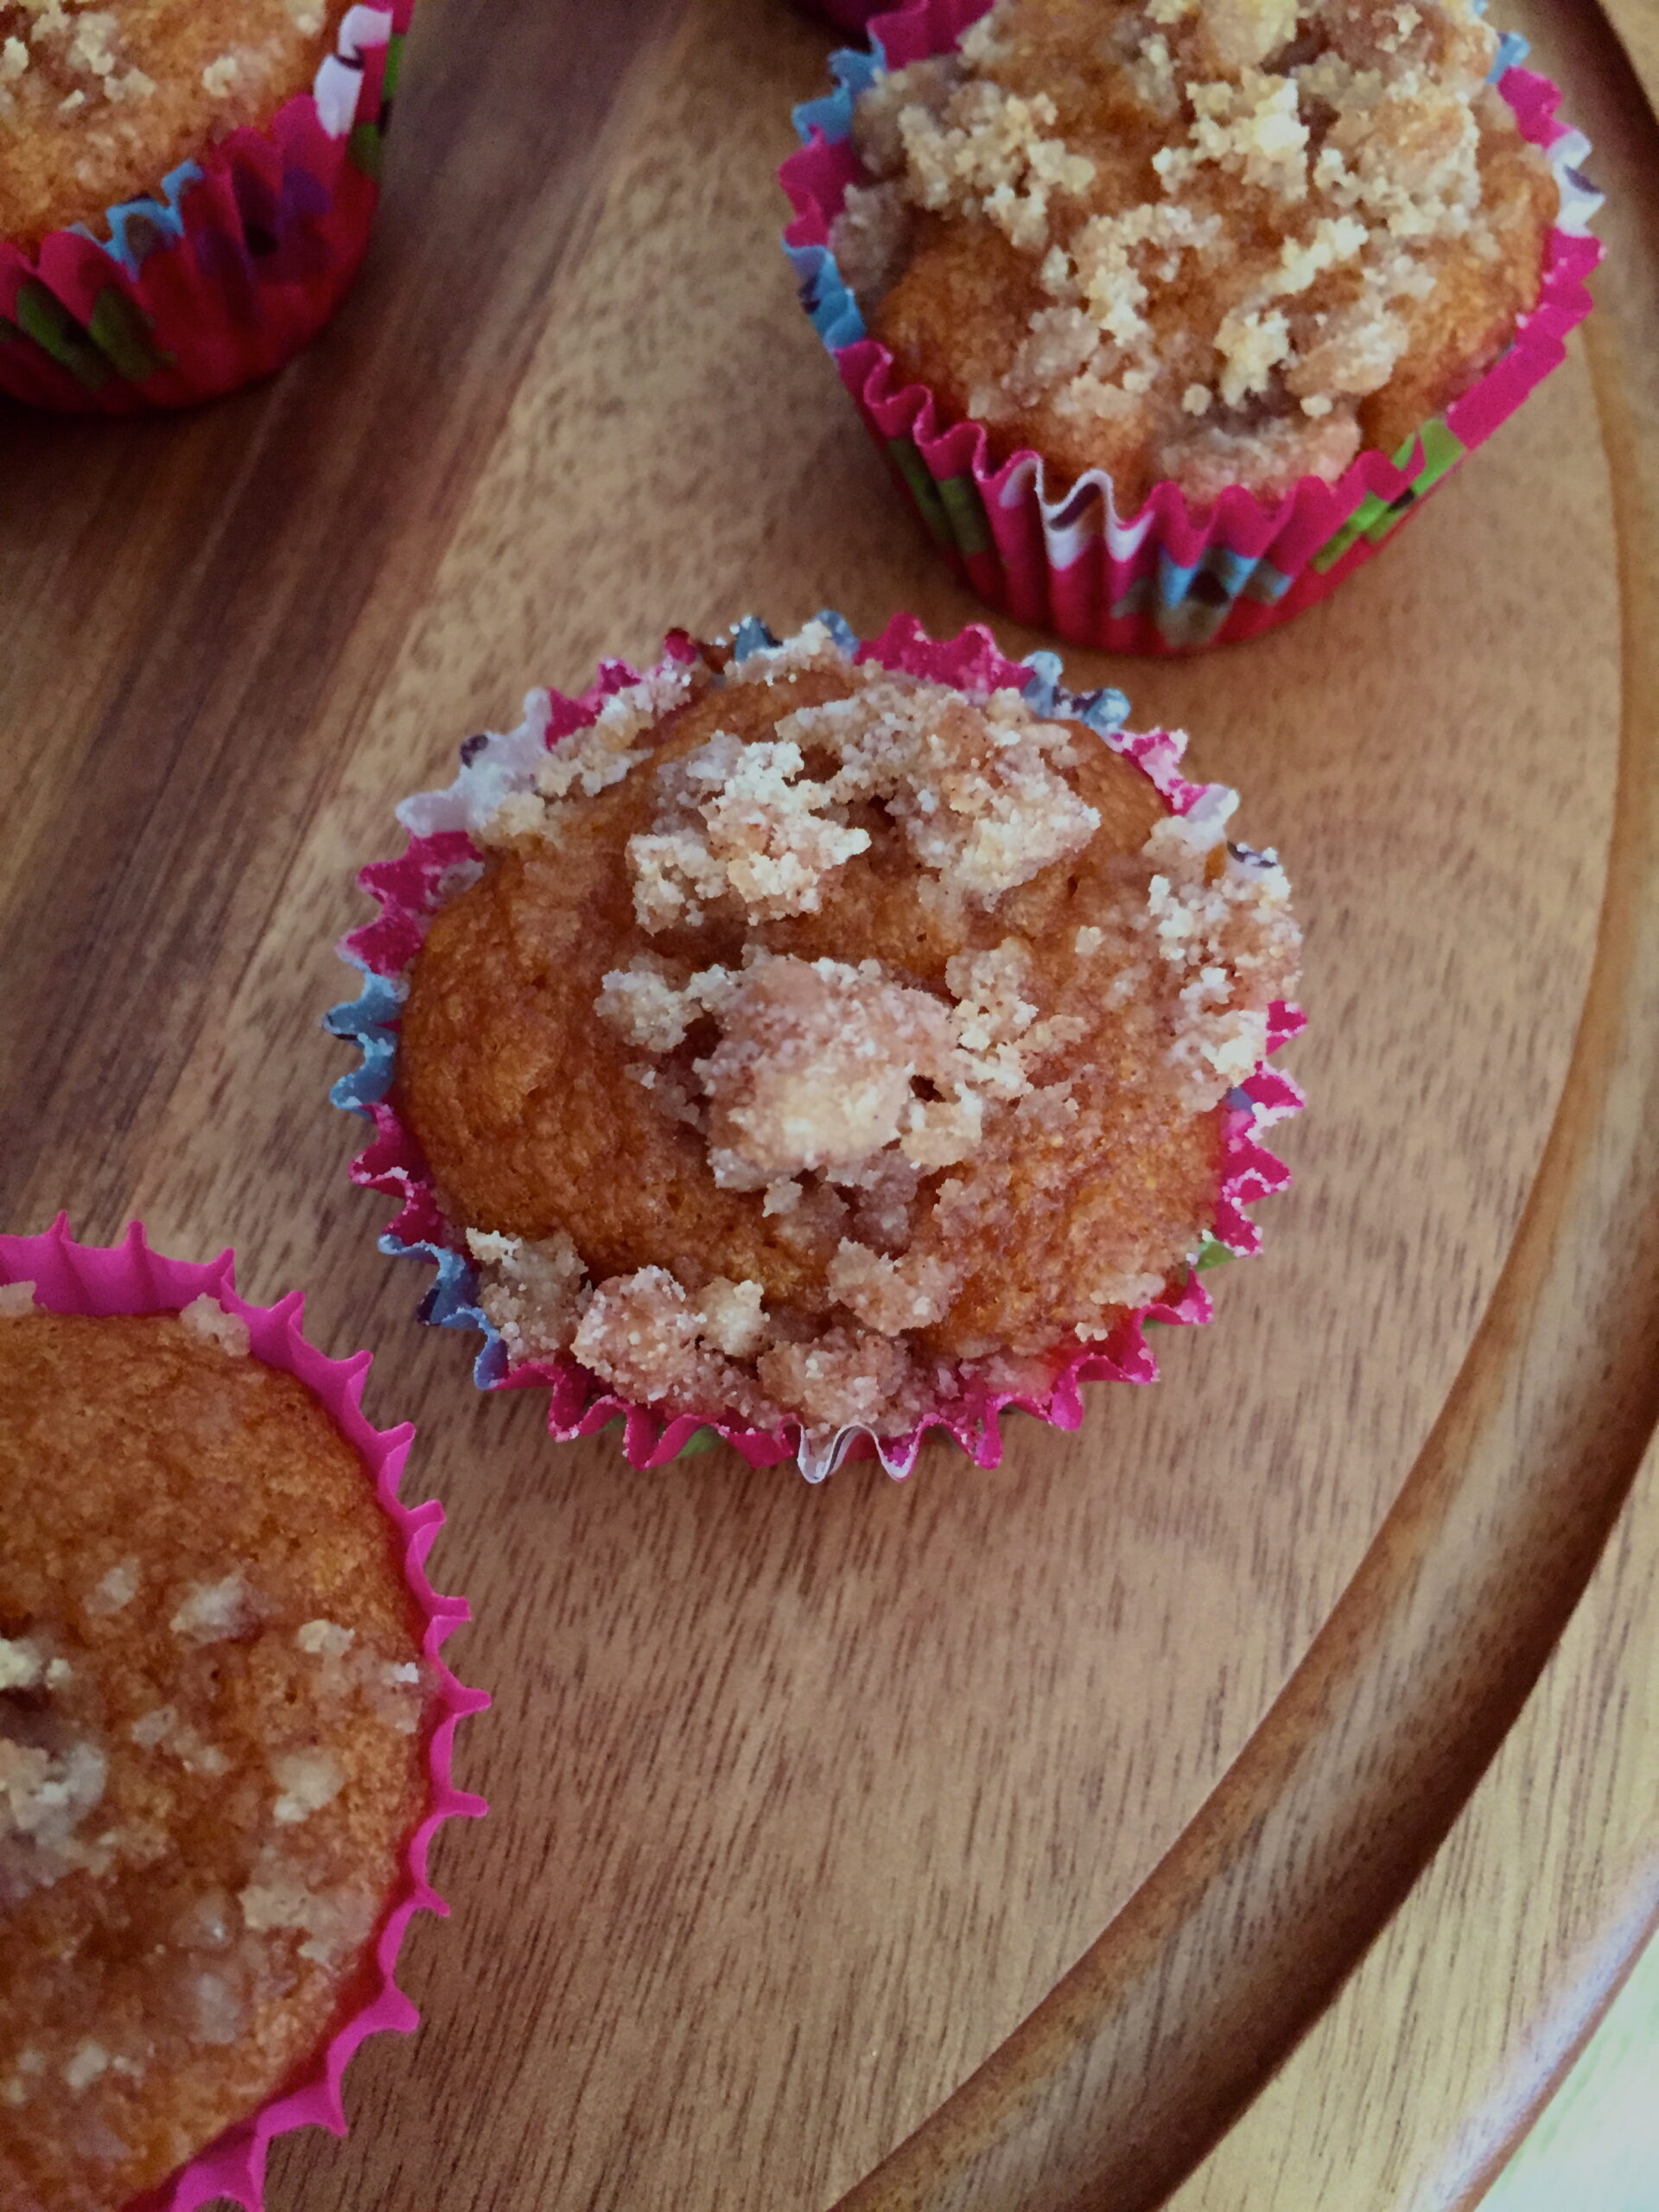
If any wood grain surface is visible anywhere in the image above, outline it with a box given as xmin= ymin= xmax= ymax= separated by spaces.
xmin=0 ymin=2 xmax=1653 ymax=2209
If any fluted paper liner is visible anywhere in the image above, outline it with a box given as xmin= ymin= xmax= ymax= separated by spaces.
xmin=0 ymin=1217 xmax=487 ymax=2210
xmin=780 ymin=2 xmax=1602 ymax=652
xmin=328 ymin=613 xmax=1303 ymax=1482
xmin=0 ymin=1 xmax=413 ymax=410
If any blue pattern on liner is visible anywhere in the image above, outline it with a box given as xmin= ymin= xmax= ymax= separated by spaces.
xmin=1019 ymin=651 xmax=1129 ymax=735
xmin=790 ymin=41 xmax=882 ymax=146
xmin=383 ymin=1233 xmax=506 ymax=1389
xmin=73 ymin=160 xmax=204 ymax=277
xmin=783 ymin=238 xmax=867 ymax=350
xmin=784 ymin=28 xmax=887 ymax=351
xmin=324 ymin=969 xmax=405 ymax=1112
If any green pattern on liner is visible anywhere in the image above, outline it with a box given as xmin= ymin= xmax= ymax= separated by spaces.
xmin=1311 ymin=414 xmax=1467 ymax=572
xmin=86 ymin=287 xmax=170 ymax=383
xmin=1195 ymin=1230 xmax=1234 ymax=1271
xmin=383 ymin=29 xmax=404 ymax=99
xmin=938 ymin=471 xmax=992 ymax=557
xmin=10 ymin=278 xmax=110 ymax=388
xmin=347 ymin=119 xmax=385 ymax=181
xmin=672 ymin=1427 xmax=719 ymax=1459
xmin=887 ymin=436 xmax=957 ymax=553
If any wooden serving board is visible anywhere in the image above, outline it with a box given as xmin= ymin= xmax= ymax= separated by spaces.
xmin=1 ymin=2 xmax=1655 ymax=2207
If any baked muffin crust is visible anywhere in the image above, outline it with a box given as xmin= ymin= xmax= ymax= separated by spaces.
xmin=833 ymin=0 xmax=1557 ymax=507
xmin=398 ymin=624 xmax=1301 ymax=1447
xmin=0 ymin=1 xmax=346 ymax=246
xmin=0 ymin=1301 xmax=428 ymax=2212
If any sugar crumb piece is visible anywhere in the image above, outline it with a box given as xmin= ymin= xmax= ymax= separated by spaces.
xmin=128 ymin=1707 xmax=229 ymax=1777
xmin=693 ymin=1277 xmax=768 ymax=1359
xmin=296 ymin=1619 xmax=355 ymax=1658
xmin=168 ymin=1571 xmax=260 ymax=1645
xmin=0 ymin=1637 xmax=44 ymax=1691
xmin=755 ymin=1325 xmax=921 ymax=1433
xmin=0 ymin=1280 xmax=35 ymax=1316
xmin=367 ymin=1659 xmax=426 ymax=1737
xmin=629 ymin=729 xmax=871 ymax=931
xmin=61 ymin=2042 xmax=111 ymax=2094
xmin=271 ymin=1748 xmax=345 ymax=1825
xmin=1 ymin=1735 xmax=108 ymax=1894
xmin=239 ymin=1855 xmax=378 ymax=1967
xmin=828 ymin=1242 xmax=961 ymax=1332
xmin=698 ymin=956 xmax=959 ymax=1185
xmin=201 ymin=54 xmax=241 ymax=98
xmin=570 ymin=1268 xmax=777 ymax=1425
xmin=177 ymin=1294 xmax=250 ymax=1357
xmin=467 ymin=1228 xmax=590 ymax=1363
xmin=86 ymin=1557 xmax=140 ymax=1616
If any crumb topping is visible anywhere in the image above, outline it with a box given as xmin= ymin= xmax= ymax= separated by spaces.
xmin=833 ymin=0 xmax=1555 ymax=501
xmin=420 ymin=623 xmax=1302 ymax=1458
xmin=178 ymin=1293 xmax=251 ymax=1357
xmin=0 ymin=2 xmax=157 ymax=116
xmin=168 ymin=1568 xmax=261 ymax=1644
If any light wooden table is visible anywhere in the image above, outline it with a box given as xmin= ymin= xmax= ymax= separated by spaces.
xmin=1 ymin=2 xmax=1655 ymax=2207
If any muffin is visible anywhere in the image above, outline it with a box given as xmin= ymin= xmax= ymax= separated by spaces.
xmin=0 ymin=0 xmax=410 ymax=409
xmin=333 ymin=614 xmax=1305 ymax=1479
xmin=0 ymin=1223 xmax=482 ymax=2212
xmin=836 ymin=0 xmax=1555 ymax=506
xmin=782 ymin=1 xmax=1601 ymax=649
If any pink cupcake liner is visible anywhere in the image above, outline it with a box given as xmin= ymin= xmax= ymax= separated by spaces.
xmin=0 ymin=2 xmax=414 ymax=410
xmin=327 ymin=613 xmax=1304 ymax=1483
xmin=0 ymin=1216 xmax=488 ymax=2212
xmin=781 ymin=3 xmax=1603 ymax=653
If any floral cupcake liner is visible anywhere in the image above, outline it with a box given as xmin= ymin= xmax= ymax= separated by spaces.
xmin=327 ymin=613 xmax=1304 ymax=1483
xmin=0 ymin=1216 xmax=488 ymax=2211
xmin=780 ymin=2 xmax=1603 ymax=653
xmin=0 ymin=1 xmax=413 ymax=410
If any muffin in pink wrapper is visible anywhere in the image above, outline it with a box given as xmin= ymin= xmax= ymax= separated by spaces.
xmin=0 ymin=2 xmax=414 ymax=410
xmin=0 ymin=1217 xmax=486 ymax=2212
xmin=327 ymin=613 xmax=1305 ymax=1483
xmin=780 ymin=0 xmax=1602 ymax=652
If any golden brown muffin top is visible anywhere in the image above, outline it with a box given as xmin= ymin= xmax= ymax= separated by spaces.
xmin=398 ymin=624 xmax=1301 ymax=1449
xmin=0 ymin=1300 xmax=429 ymax=2212
xmin=834 ymin=0 xmax=1556 ymax=506
xmin=0 ymin=1 xmax=346 ymax=246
